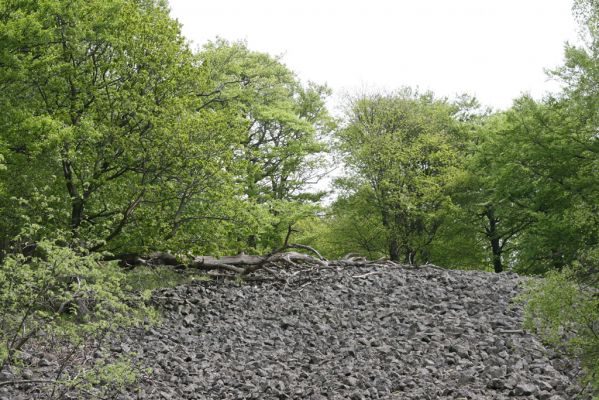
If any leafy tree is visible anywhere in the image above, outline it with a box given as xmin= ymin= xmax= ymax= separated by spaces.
xmin=425 ymin=202 xmax=490 ymax=271
xmin=197 ymin=40 xmax=334 ymax=250
xmin=513 ymin=1 xmax=599 ymax=391
xmin=335 ymin=89 xmax=462 ymax=264
xmin=464 ymin=51 xmax=597 ymax=274
xmin=449 ymin=113 xmax=536 ymax=272
xmin=500 ymin=97 xmax=597 ymax=273
xmin=452 ymin=50 xmax=597 ymax=273
xmin=323 ymin=184 xmax=389 ymax=260
xmin=0 ymin=0 xmax=244 ymax=256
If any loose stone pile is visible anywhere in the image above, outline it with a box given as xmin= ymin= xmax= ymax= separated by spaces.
xmin=1 ymin=263 xmax=590 ymax=399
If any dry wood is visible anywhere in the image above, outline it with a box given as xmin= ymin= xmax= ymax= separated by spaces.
xmin=109 ymin=225 xmax=334 ymax=276
xmin=498 ymin=329 xmax=525 ymax=334
xmin=352 ymin=271 xmax=383 ymax=279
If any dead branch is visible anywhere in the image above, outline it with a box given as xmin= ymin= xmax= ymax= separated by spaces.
xmin=420 ymin=263 xmax=446 ymax=270
xmin=352 ymin=271 xmax=382 ymax=279
xmin=109 ymin=229 xmax=420 ymax=277
xmin=284 ymin=243 xmax=325 ymax=261
xmin=191 ymin=254 xmax=265 ymax=269
xmin=498 ymin=329 xmax=525 ymax=334
xmin=174 ymin=248 xmax=328 ymax=276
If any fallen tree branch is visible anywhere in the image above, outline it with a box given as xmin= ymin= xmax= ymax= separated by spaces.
xmin=420 ymin=263 xmax=445 ymax=270
xmin=187 ymin=249 xmax=327 ymax=276
xmin=284 ymin=244 xmax=325 ymax=261
xmin=108 ymin=223 xmax=332 ymax=276
xmin=352 ymin=271 xmax=382 ymax=279
xmin=498 ymin=329 xmax=525 ymax=334
xmin=191 ymin=254 xmax=264 ymax=270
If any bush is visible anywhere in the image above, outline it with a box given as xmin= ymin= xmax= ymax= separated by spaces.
xmin=0 ymin=228 xmax=155 ymax=396
xmin=522 ymin=265 xmax=599 ymax=395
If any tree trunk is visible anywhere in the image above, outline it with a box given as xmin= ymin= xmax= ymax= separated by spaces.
xmin=405 ymin=248 xmax=416 ymax=266
xmin=71 ymin=197 xmax=84 ymax=232
xmin=484 ymin=205 xmax=503 ymax=273
xmin=61 ymin=153 xmax=84 ymax=233
xmin=380 ymin=207 xmax=399 ymax=262
xmin=490 ymin=236 xmax=502 ymax=273
xmin=388 ymin=236 xmax=400 ymax=262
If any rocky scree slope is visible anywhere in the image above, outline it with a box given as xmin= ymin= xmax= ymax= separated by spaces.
xmin=1 ymin=264 xmax=589 ymax=399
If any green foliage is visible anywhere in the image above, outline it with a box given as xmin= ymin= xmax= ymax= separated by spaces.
xmin=0 ymin=0 xmax=244 ymax=256
xmin=124 ymin=265 xmax=210 ymax=294
xmin=0 ymin=2 xmax=331 ymax=258
xmin=197 ymin=39 xmax=334 ymax=251
xmin=0 ymin=1 xmax=334 ymax=391
xmin=501 ymin=0 xmax=598 ymax=274
xmin=449 ymin=112 xmax=537 ymax=272
xmin=75 ymin=355 xmax=138 ymax=388
xmin=334 ymin=89 xmax=465 ymax=264
xmin=0 ymin=227 xmax=153 ymax=382
xmin=493 ymin=97 xmax=597 ymax=273
xmin=521 ymin=266 xmax=599 ymax=394
xmin=447 ymin=1 xmax=598 ymax=272
xmin=426 ymin=205 xmax=490 ymax=271
xmin=324 ymin=185 xmax=389 ymax=259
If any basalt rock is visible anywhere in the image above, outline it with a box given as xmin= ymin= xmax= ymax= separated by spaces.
xmin=2 ymin=263 xmax=592 ymax=399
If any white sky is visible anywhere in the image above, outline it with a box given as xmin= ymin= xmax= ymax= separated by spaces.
xmin=168 ymin=0 xmax=579 ymax=112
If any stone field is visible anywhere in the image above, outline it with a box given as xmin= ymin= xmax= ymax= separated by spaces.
xmin=1 ymin=263 xmax=590 ymax=399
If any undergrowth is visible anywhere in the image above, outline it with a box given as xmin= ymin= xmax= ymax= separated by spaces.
xmin=520 ymin=262 xmax=599 ymax=398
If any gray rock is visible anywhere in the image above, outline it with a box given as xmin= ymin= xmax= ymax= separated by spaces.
xmin=37 ymin=358 xmax=54 ymax=367
xmin=538 ymin=379 xmax=553 ymax=391
xmin=486 ymin=365 xmax=506 ymax=379
xmin=487 ymin=378 xmax=505 ymax=389
xmin=20 ymin=369 xmax=33 ymax=380
xmin=2 ymin=264 xmax=591 ymax=400
xmin=0 ymin=371 xmax=12 ymax=382
xmin=513 ymin=382 xmax=538 ymax=396
xmin=342 ymin=376 xmax=358 ymax=386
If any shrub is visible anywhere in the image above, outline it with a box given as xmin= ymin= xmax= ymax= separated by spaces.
xmin=0 ymin=227 xmax=154 ymax=396
xmin=522 ymin=264 xmax=599 ymax=395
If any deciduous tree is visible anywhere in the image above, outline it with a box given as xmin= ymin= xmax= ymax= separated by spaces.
xmin=335 ymin=89 xmax=461 ymax=264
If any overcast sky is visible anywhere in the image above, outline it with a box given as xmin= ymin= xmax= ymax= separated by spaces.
xmin=168 ymin=0 xmax=579 ymax=112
